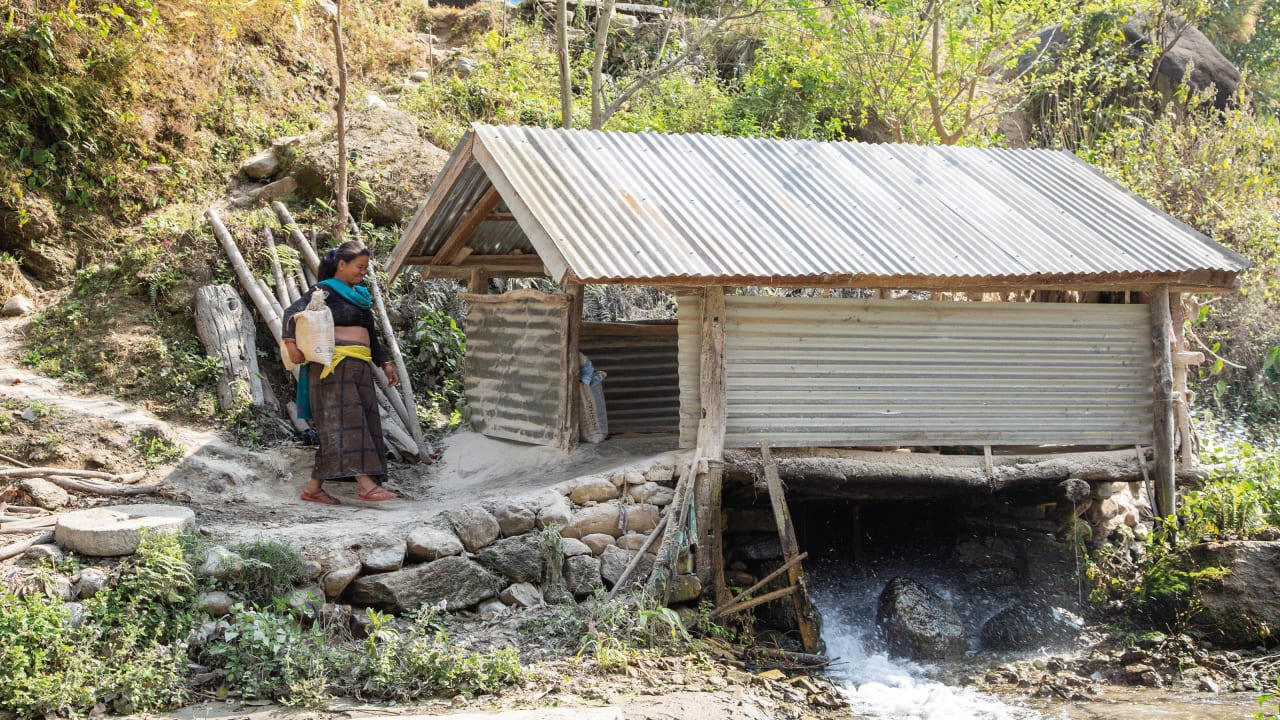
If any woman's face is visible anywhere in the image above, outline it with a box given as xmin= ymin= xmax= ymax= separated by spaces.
xmin=335 ymin=254 xmax=370 ymax=285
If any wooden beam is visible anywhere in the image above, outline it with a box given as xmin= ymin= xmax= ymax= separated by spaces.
xmin=387 ymin=133 xmax=475 ymax=280
xmin=761 ymin=442 xmax=821 ymax=654
xmin=432 ymin=186 xmax=502 ymax=266
xmin=1150 ymin=286 xmax=1176 ymax=518
xmin=404 ymin=254 xmax=546 ymax=271
xmin=467 ymin=267 xmax=489 ymax=294
xmin=695 ymin=287 xmax=728 ymax=603
xmin=555 ymin=283 xmax=585 ymax=451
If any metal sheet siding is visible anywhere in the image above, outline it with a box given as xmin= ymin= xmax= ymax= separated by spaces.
xmin=679 ymin=296 xmax=1153 ymax=448
xmin=677 ymin=296 xmax=702 ymax=448
xmin=462 ymin=293 xmax=567 ymax=445
xmin=469 ymin=125 xmax=1247 ymax=285
xmin=579 ymin=322 xmax=680 ymax=434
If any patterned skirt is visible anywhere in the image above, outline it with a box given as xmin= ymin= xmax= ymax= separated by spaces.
xmin=308 ymin=354 xmax=387 ymax=481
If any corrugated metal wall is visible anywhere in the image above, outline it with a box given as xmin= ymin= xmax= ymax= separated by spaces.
xmin=580 ymin=322 xmax=680 ymax=435
xmin=679 ymin=296 xmax=1154 ymax=448
xmin=463 ymin=291 xmax=568 ymax=445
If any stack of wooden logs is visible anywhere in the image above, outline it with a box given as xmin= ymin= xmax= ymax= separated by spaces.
xmin=202 ymin=204 xmax=426 ymax=462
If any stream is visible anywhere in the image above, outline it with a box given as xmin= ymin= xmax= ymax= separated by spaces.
xmin=810 ymin=562 xmax=1265 ymax=720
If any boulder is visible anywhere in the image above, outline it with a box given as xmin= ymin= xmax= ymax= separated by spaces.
xmin=197 ymin=591 xmax=234 ymax=616
xmin=499 ymin=582 xmax=544 ymax=608
xmin=564 ymin=554 xmax=604 ymax=598
xmin=406 ymin=522 xmax=465 ymax=561
xmin=475 ymin=534 xmax=544 ymax=584
xmin=444 ymin=505 xmax=501 ymax=553
xmin=491 ymin=499 xmax=538 ymax=537
xmin=197 ymin=546 xmax=245 ymax=579
xmin=18 ymin=477 xmax=69 ymax=510
xmin=2 ymin=294 xmax=35 ymax=317
xmin=668 ymin=574 xmax=703 ymax=603
xmin=360 ymin=544 xmax=405 ymax=574
xmin=19 ymin=543 xmax=63 ymax=566
xmin=478 ymin=598 xmax=510 ymax=616
xmin=0 ymin=194 xmax=72 ymax=282
xmin=569 ymin=477 xmax=620 ymax=505
xmin=620 ymin=503 xmax=660 ymax=534
xmin=347 ymin=556 xmax=502 ymax=613
xmin=581 ymin=533 xmax=616 ymax=555
xmin=240 ymin=149 xmax=280 ymax=180
xmin=644 ymin=463 xmax=675 ymax=485
xmin=564 ymin=502 xmax=623 ymax=539
xmin=1187 ymin=540 xmax=1280 ymax=644
xmin=599 ymin=545 xmax=652 ymax=591
xmin=875 ymin=577 xmax=967 ymax=661
xmin=55 ymin=504 xmax=196 ymax=556
xmin=536 ymin=492 xmax=573 ymax=530
xmin=615 ymin=532 xmax=651 ymax=552
xmin=628 ymin=481 xmax=674 ymax=506
xmin=288 ymin=104 xmax=451 ymax=225
xmin=321 ymin=562 xmax=362 ymax=600
xmin=979 ymin=605 xmax=1082 ymax=650
xmin=73 ymin=568 xmax=109 ymax=599
xmin=561 ymin=537 xmax=592 ymax=557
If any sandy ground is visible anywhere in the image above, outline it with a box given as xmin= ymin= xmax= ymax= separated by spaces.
xmin=2 ymin=312 xmax=849 ymax=720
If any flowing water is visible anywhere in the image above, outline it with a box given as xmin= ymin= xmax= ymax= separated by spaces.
xmin=810 ymin=562 xmax=1264 ymax=720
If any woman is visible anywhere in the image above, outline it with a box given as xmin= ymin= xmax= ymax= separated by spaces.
xmin=282 ymin=240 xmax=399 ymax=504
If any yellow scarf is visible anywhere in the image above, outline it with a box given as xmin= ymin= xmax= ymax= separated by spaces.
xmin=319 ymin=344 xmax=372 ymax=379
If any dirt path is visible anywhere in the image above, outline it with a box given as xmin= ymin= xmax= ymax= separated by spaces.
xmin=4 ymin=312 xmax=842 ymax=719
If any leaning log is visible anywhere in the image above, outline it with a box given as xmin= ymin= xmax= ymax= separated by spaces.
xmin=723 ymin=447 xmax=1208 ymax=501
xmin=0 ymin=531 xmax=54 ymax=562
xmin=205 ymin=209 xmax=282 ymax=342
xmin=194 ymin=285 xmax=267 ymax=411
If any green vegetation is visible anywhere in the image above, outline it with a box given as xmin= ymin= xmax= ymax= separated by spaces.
xmin=0 ymin=534 xmax=525 ymax=716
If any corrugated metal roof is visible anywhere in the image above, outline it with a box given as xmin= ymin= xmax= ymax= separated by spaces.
xmin=393 ymin=124 xmax=1249 ymax=289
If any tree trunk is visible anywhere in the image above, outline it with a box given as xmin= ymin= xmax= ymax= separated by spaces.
xmin=590 ymin=0 xmax=616 ymax=129
xmin=194 ymin=284 xmax=267 ymax=411
xmin=332 ymin=0 xmax=350 ymax=240
xmin=557 ymin=0 xmax=572 ymax=128
xmin=723 ymin=447 xmax=1204 ymax=501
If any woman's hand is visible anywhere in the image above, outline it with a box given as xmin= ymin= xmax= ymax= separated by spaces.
xmin=383 ymin=363 xmax=399 ymax=387
xmin=285 ymin=340 xmax=305 ymax=366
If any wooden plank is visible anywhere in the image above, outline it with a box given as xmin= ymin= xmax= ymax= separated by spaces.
xmin=555 ymin=283 xmax=584 ymax=450
xmin=1150 ymin=286 xmax=1176 ymax=518
xmin=707 ymin=551 xmax=808 ymax=618
xmin=432 ymin=186 xmax=502 ymax=266
xmin=760 ymin=441 xmax=821 ymax=653
xmin=695 ymin=287 xmax=728 ymax=602
xmin=386 ymin=133 xmax=475 ymax=280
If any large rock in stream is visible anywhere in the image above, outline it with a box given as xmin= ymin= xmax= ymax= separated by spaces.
xmin=1186 ymin=540 xmax=1280 ymax=644
xmin=980 ymin=604 xmax=1083 ymax=651
xmin=875 ymin=577 xmax=967 ymax=661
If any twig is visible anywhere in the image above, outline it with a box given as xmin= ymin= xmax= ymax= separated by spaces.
xmin=605 ymin=513 xmax=668 ymax=601
xmin=0 ymin=531 xmax=55 ymax=562
xmin=0 ymin=453 xmax=32 ymax=468
xmin=0 ymin=467 xmax=144 ymax=483
xmin=46 ymin=476 xmax=161 ymax=496
xmin=1186 ymin=328 xmax=1246 ymax=370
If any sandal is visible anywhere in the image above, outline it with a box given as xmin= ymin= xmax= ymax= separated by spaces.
xmin=356 ymin=485 xmax=399 ymax=502
xmin=300 ymin=488 xmax=341 ymax=505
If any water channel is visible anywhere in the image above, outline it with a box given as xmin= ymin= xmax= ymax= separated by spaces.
xmin=811 ymin=563 xmax=1265 ymax=720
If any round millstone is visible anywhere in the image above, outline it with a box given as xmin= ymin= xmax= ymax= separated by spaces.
xmin=55 ymin=504 xmax=196 ymax=556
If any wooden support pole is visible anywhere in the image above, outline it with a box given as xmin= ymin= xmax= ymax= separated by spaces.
xmin=648 ymin=448 xmax=701 ymax=600
xmin=271 ymin=202 xmax=322 ymax=278
xmin=468 ymin=268 xmax=489 ymax=294
xmin=1170 ymin=293 xmax=1194 ymax=467
xmin=555 ymin=283 xmax=584 ymax=451
xmin=1150 ymin=285 xmax=1176 ymax=518
xmin=367 ymin=270 xmax=427 ymax=453
xmin=695 ymin=287 xmax=728 ymax=603
xmin=606 ymin=514 xmax=668 ymax=601
xmin=761 ymin=442 xmax=821 ymax=653
xmin=709 ymin=586 xmax=795 ymax=618
xmin=264 ymin=227 xmax=297 ymax=306
xmin=705 ymin=551 xmax=808 ymax=619
xmin=433 ymin=186 xmax=501 ymax=266
xmin=205 ymin=209 xmax=282 ymax=342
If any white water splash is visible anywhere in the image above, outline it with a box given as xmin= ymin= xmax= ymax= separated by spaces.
xmin=813 ymin=564 xmax=1044 ymax=720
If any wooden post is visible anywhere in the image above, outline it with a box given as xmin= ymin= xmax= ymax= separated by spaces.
xmin=1150 ymin=285 xmax=1176 ymax=518
xmin=761 ymin=442 xmax=821 ymax=653
xmin=556 ymin=282 xmax=584 ymax=450
xmin=194 ymin=285 xmax=267 ymax=411
xmin=468 ymin=268 xmax=489 ymax=294
xmin=695 ymin=286 xmax=728 ymax=603
xmin=1169 ymin=293 xmax=1194 ymax=467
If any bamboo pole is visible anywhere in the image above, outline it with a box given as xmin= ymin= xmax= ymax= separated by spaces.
xmin=367 ymin=270 xmax=426 ymax=450
xmin=264 ymin=227 xmax=296 ymax=306
xmin=272 ymin=202 xmax=322 ymax=277
xmin=206 ymin=209 xmax=282 ymax=342
xmin=606 ymin=514 xmax=668 ymax=601
xmin=258 ymin=277 xmax=284 ymax=320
